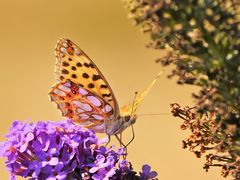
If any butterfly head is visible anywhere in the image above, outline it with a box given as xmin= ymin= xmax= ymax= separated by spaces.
xmin=115 ymin=114 xmax=137 ymax=134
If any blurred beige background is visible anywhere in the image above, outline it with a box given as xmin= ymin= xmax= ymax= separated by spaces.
xmin=0 ymin=0 xmax=228 ymax=179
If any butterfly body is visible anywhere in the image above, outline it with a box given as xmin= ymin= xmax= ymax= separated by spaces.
xmin=49 ymin=38 xmax=160 ymax=135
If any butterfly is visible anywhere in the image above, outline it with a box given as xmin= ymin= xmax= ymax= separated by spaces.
xmin=49 ymin=38 xmax=162 ymax=136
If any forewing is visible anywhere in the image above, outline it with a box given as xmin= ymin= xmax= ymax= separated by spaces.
xmin=55 ymin=38 xmax=119 ymax=115
xmin=120 ymin=71 xmax=163 ymax=116
xmin=49 ymin=81 xmax=115 ymax=133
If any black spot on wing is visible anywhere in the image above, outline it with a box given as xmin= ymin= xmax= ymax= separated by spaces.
xmin=76 ymin=62 xmax=82 ymax=67
xmin=71 ymin=74 xmax=77 ymax=78
xmin=89 ymin=63 xmax=95 ymax=68
xmin=62 ymin=62 xmax=70 ymax=67
xmin=79 ymin=84 xmax=84 ymax=87
xmin=60 ymin=76 xmax=65 ymax=81
xmin=100 ymin=84 xmax=108 ymax=88
xmin=84 ymin=63 xmax=90 ymax=68
xmin=62 ymin=69 xmax=69 ymax=74
xmin=88 ymin=83 xmax=94 ymax=88
xmin=71 ymin=66 xmax=77 ymax=71
xmin=82 ymin=73 xmax=89 ymax=79
xmin=92 ymin=74 xmax=101 ymax=81
xmin=102 ymin=93 xmax=111 ymax=97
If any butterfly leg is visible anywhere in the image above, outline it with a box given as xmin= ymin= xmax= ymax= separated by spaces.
xmin=105 ymin=135 xmax=111 ymax=147
xmin=120 ymin=132 xmax=123 ymax=147
xmin=114 ymin=134 xmax=126 ymax=147
xmin=115 ymin=134 xmax=128 ymax=159
xmin=121 ymin=125 xmax=135 ymax=159
xmin=125 ymin=124 xmax=135 ymax=147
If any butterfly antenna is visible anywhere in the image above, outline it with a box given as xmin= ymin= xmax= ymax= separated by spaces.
xmin=130 ymin=91 xmax=138 ymax=118
xmin=105 ymin=135 xmax=111 ymax=147
xmin=138 ymin=113 xmax=171 ymax=116
xmin=124 ymin=91 xmax=139 ymax=148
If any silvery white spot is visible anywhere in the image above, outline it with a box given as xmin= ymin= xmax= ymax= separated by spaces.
xmin=73 ymin=101 xmax=82 ymax=107
xmin=73 ymin=101 xmax=92 ymax=112
xmin=50 ymin=95 xmax=57 ymax=101
xmin=53 ymin=89 xmax=66 ymax=96
xmin=75 ymin=49 xmax=81 ymax=55
xmin=62 ymin=42 xmax=68 ymax=48
xmin=79 ymin=88 xmax=88 ymax=95
xmin=62 ymin=107 xmax=68 ymax=115
xmin=80 ymin=103 xmax=92 ymax=111
xmin=80 ymin=120 xmax=91 ymax=126
xmin=77 ymin=108 xmax=84 ymax=113
xmin=87 ymin=96 xmax=101 ymax=107
xmin=79 ymin=114 xmax=89 ymax=120
xmin=93 ymin=123 xmax=105 ymax=131
xmin=58 ymin=102 xmax=65 ymax=109
xmin=92 ymin=114 xmax=104 ymax=120
xmin=58 ymin=85 xmax=71 ymax=92
xmin=63 ymin=82 xmax=71 ymax=87
xmin=60 ymin=47 xmax=67 ymax=54
xmin=104 ymin=105 xmax=112 ymax=112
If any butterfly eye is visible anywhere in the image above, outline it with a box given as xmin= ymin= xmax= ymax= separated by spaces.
xmin=125 ymin=115 xmax=131 ymax=122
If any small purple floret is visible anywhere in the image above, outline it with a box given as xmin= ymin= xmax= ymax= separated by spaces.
xmin=140 ymin=164 xmax=158 ymax=180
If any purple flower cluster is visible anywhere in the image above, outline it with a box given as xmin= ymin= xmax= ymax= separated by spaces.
xmin=0 ymin=120 xmax=157 ymax=180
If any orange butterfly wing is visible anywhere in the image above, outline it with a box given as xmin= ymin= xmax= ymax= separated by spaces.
xmin=54 ymin=38 xmax=119 ymax=113
xmin=49 ymin=81 xmax=114 ymax=133
xmin=49 ymin=38 xmax=120 ymax=133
